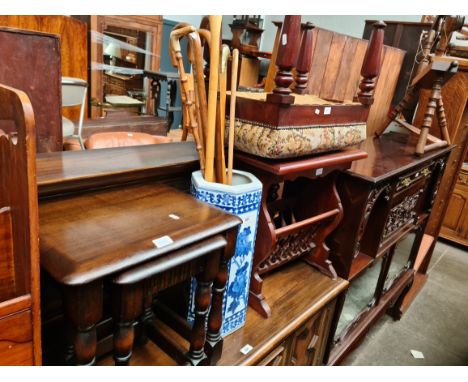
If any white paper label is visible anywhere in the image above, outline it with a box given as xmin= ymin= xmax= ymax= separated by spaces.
xmin=410 ymin=350 xmax=424 ymax=359
xmin=240 ymin=344 xmax=253 ymax=355
xmin=316 ymin=168 xmax=323 ymax=176
xmin=324 ymin=106 xmax=332 ymax=115
xmin=282 ymin=33 xmax=287 ymax=45
xmin=168 ymin=214 xmax=180 ymax=220
xmin=152 ymin=235 xmax=174 ymax=248
xmin=315 ymin=108 xmax=320 ymax=115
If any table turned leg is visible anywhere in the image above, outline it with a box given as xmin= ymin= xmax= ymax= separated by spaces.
xmin=187 ymin=253 xmax=219 ymax=366
xmin=63 ymin=281 xmax=103 ymax=366
xmin=112 ymin=283 xmax=144 ymax=366
xmin=205 ymin=228 xmax=237 ymax=364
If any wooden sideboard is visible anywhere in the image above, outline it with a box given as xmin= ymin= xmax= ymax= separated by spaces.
xmin=440 ymin=164 xmax=468 ymax=246
xmin=96 ymin=260 xmax=348 ymax=366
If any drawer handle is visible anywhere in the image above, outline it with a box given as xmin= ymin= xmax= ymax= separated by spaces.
xmin=307 ymin=334 xmax=319 ymax=352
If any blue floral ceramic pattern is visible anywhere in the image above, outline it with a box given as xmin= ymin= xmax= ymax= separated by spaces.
xmin=188 ymin=174 xmax=262 ymax=337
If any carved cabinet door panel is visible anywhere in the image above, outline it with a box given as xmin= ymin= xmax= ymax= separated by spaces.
xmin=256 ymin=341 xmax=290 ymax=366
xmin=440 ymin=168 xmax=468 ymax=246
xmin=286 ymin=301 xmax=336 ymax=366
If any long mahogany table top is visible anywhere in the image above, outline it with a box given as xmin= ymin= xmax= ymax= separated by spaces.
xmin=38 ymin=182 xmax=240 ymax=286
xmin=36 ymin=142 xmax=199 ymax=197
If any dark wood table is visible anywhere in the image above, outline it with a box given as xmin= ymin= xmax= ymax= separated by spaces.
xmin=325 ymin=132 xmax=454 ymax=364
xmin=36 ymin=143 xmax=241 ymax=365
xmin=38 ymin=181 xmax=240 ymax=365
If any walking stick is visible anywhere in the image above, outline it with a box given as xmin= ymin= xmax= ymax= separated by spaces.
xmin=204 ymin=15 xmax=222 ymax=182
xmin=227 ymin=49 xmax=239 ymax=185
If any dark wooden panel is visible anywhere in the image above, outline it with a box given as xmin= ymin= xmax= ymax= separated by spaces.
xmin=0 ymin=84 xmax=42 ymax=364
xmin=0 ymin=208 xmax=15 ymax=302
xmin=0 ymin=16 xmax=88 ymax=121
xmin=307 ymin=28 xmax=334 ymax=96
xmin=0 ymin=309 xmax=33 ymax=366
xmin=319 ymin=34 xmax=347 ymax=101
xmin=0 ymin=28 xmax=62 ymax=152
xmin=366 ymin=46 xmax=405 ymax=136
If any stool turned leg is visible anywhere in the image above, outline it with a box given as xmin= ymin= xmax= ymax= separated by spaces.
xmin=112 ymin=283 xmax=143 ymax=366
xmin=187 ymin=252 xmax=220 ymax=366
xmin=416 ymin=76 xmax=442 ymax=156
xmin=63 ymin=281 xmax=103 ymax=366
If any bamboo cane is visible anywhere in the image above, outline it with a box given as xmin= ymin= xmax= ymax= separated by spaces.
xmin=186 ymin=31 xmax=208 ymax=151
xmin=170 ymin=26 xmax=206 ymax=174
xmin=227 ymin=49 xmax=239 ymax=185
xmin=204 ymin=15 xmax=222 ymax=182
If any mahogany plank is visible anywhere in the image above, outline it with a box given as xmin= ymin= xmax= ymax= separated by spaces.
xmin=319 ymin=34 xmax=347 ymax=101
xmin=307 ymin=28 xmax=334 ymax=96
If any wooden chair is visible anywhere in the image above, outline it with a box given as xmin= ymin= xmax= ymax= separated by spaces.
xmin=0 ymin=83 xmax=41 ymax=365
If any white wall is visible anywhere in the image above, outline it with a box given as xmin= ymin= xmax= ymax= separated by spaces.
xmin=260 ymin=15 xmax=422 ymax=51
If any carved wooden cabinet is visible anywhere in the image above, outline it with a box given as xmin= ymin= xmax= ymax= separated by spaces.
xmin=325 ymin=132 xmax=453 ymax=365
xmin=440 ymin=164 xmax=468 ymax=246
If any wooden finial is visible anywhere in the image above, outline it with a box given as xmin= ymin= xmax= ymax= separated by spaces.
xmin=266 ymin=15 xmax=302 ymax=104
xmin=293 ymin=22 xmax=315 ymax=94
xmin=358 ymin=20 xmax=386 ymax=106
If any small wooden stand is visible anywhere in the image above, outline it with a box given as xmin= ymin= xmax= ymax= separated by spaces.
xmin=236 ymin=149 xmax=367 ymax=318
xmin=389 ymin=60 xmax=458 ymax=156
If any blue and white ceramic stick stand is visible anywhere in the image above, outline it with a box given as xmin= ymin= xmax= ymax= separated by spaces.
xmin=189 ymin=169 xmax=262 ymax=336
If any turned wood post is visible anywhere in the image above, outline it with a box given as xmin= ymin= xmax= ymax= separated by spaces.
xmin=358 ymin=21 xmax=386 ymax=106
xmin=186 ymin=252 xmax=219 ymax=366
xmin=266 ymin=15 xmax=302 ymax=104
xmin=64 ymin=282 xmax=103 ymax=366
xmin=112 ymin=283 xmax=143 ymax=366
xmin=293 ymin=22 xmax=315 ymax=94
xmin=416 ymin=75 xmax=443 ymax=156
